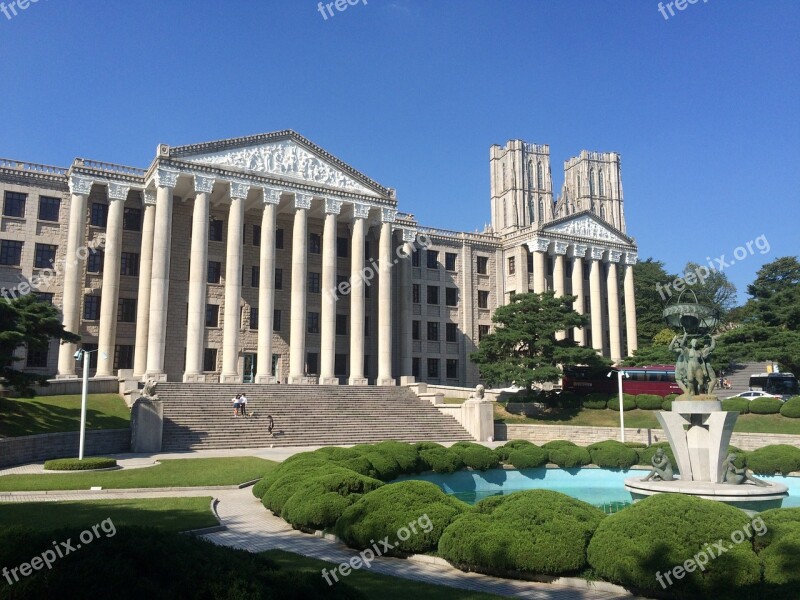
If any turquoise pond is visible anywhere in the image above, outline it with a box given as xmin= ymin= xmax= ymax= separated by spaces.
xmin=393 ymin=468 xmax=800 ymax=510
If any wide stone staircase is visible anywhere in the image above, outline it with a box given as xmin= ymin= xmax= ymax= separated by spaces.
xmin=718 ymin=361 xmax=771 ymax=398
xmin=158 ymin=384 xmax=471 ymax=451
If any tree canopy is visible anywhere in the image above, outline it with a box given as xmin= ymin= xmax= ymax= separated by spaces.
xmin=469 ymin=291 xmax=609 ymax=388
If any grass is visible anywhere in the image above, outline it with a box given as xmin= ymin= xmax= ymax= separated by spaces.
xmin=443 ymin=397 xmax=466 ymax=404
xmin=0 ymin=457 xmax=277 ymax=492
xmin=0 ymin=393 xmax=129 ymax=437
xmin=494 ymin=403 xmax=800 ymax=434
xmin=0 ymin=497 xmax=217 ymax=533
xmin=263 ymin=549 xmax=504 ymax=599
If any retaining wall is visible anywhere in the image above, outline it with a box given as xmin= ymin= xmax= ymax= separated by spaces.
xmin=0 ymin=429 xmax=130 ymax=468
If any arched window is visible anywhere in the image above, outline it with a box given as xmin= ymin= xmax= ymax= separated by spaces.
xmin=589 ymin=168 xmax=596 ymax=196
xmin=577 ymin=174 xmax=581 ymax=195
xmin=537 ymin=162 xmax=543 ymax=189
xmin=529 ymin=198 xmax=535 ymax=222
xmin=527 ymin=161 xmax=534 ymax=188
xmin=538 ymin=198 xmax=544 ymax=222
xmin=502 ymin=164 xmax=507 ymax=191
xmin=600 ymin=204 xmax=606 ymax=221
xmin=502 ymin=198 xmax=507 ymax=228
xmin=598 ymin=170 xmax=604 ymax=196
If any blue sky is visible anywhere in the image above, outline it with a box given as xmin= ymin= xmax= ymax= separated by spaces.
xmin=1 ymin=0 xmax=798 ymax=302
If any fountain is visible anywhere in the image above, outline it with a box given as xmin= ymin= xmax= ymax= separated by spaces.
xmin=624 ymin=294 xmax=788 ymax=511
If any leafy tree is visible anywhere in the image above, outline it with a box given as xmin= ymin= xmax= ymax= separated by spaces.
xmin=469 ymin=291 xmax=609 ymax=388
xmin=632 ymin=258 xmax=676 ymax=347
xmin=0 ymin=294 xmax=80 ymax=396
xmin=682 ymin=261 xmax=737 ymax=323
xmin=747 ymin=256 xmax=800 ymax=299
xmin=624 ymin=327 xmax=675 ymax=367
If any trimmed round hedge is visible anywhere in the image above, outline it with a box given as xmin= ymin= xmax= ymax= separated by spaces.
xmin=779 ymin=396 xmax=800 ymax=418
xmin=439 ymin=490 xmax=604 ymax=576
xmin=495 ymin=439 xmax=533 ymax=461
xmin=586 ymin=441 xmax=639 ymax=469
xmin=508 ymin=445 xmax=549 ymax=469
xmin=43 ymin=457 xmax=117 ymax=471
xmin=753 ymin=507 xmax=800 ymax=552
xmin=749 ymin=397 xmax=784 ymax=414
xmin=634 ymin=394 xmax=663 ymax=410
xmin=334 ymin=480 xmax=467 ymax=555
xmin=541 ymin=440 xmax=577 ymax=450
xmin=607 ymin=394 xmax=636 ymax=412
xmin=760 ymin=529 xmax=800 ymax=586
xmin=587 ymin=494 xmax=761 ymax=598
xmin=582 ymin=393 xmax=609 ymax=409
xmin=746 ymin=445 xmax=800 ymax=476
xmin=721 ymin=397 xmax=751 ymax=414
xmin=548 ymin=445 xmax=591 ymax=468
xmin=448 ymin=441 xmax=500 ymax=471
xmin=418 ymin=447 xmax=464 ymax=473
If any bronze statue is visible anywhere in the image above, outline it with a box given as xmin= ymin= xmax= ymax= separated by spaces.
xmin=670 ymin=334 xmax=716 ymax=396
xmin=722 ymin=453 xmax=769 ymax=487
xmin=643 ymin=448 xmax=674 ymax=482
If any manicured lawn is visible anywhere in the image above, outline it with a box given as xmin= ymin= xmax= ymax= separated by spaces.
xmin=494 ymin=403 xmax=800 ymax=434
xmin=0 ymin=457 xmax=277 ymax=492
xmin=0 ymin=393 xmax=129 ymax=437
xmin=0 ymin=497 xmax=217 ymax=533
xmin=263 ymin=549 xmax=504 ymax=599
xmin=443 ymin=397 xmax=466 ymax=404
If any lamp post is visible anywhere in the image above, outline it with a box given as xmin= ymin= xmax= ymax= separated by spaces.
xmin=608 ymin=369 xmax=629 ymax=442
xmin=74 ymin=348 xmax=100 ymax=460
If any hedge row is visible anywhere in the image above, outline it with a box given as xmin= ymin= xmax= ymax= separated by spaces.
xmin=581 ymin=393 xmax=679 ymax=411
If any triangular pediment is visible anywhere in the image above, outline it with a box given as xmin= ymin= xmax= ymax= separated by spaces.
xmin=542 ymin=211 xmax=632 ymax=245
xmin=171 ymin=131 xmax=385 ymax=198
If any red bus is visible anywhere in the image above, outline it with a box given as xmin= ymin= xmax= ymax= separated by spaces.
xmin=562 ymin=365 xmax=682 ymax=397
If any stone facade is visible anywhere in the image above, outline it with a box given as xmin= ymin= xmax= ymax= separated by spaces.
xmin=0 ymin=132 xmax=638 ymax=387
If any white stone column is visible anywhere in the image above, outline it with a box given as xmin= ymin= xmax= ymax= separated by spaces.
xmin=570 ymin=245 xmax=588 ymax=346
xmin=516 ymin=245 xmax=529 ymax=294
xmin=183 ymin=175 xmax=214 ymax=382
xmin=377 ymin=208 xmax=396 ymax=386
xmin=348 ymin=204 xmax=369 ymax=385
xmin=552 ymin=242 xmax=568 ymax=341
xmin=624 ymin=254 xmax=639 ymax=356
xmin=95 ymin=184 xmax=128 ymax=377
xmin=288 ymin=193 xmax=312 ymax=384
xmin=57 ymin=176 xmax=92 ymax=378
xmin=319 ymin=198 xmax=343 ymax=384
xmin=398 ymin=229 xmax=415 ymax=380
xmin=588 ymin=247 xmax=605 ymax=355
xmin=255 ymin=188 xmax=280 ymax=383
xmin=145 ymin=168 xmax=179 ymax=380
xmin=607 ymin=251 xmax=623 ymax=364
xmin=220 ymin=181 xmax=249 ymax=383
xmin=529 ymin=238 xmax=549 ymax=294
xmin=133 ymin=192 xmax=157 ymax=377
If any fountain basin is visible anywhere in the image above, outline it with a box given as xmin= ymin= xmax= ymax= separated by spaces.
xmin=625 ymin=477 xmax=789 ymax=512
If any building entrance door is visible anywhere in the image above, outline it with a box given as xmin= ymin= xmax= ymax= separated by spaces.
xmin=243 ymin=354 xmax=256 ymax=384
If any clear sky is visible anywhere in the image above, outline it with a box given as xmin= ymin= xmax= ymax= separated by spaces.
xmin=1 ymin=0 xmax=797 ymax=303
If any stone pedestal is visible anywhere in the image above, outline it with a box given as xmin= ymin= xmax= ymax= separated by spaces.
xmin=131 ymin=398 xmax=163 ymax=453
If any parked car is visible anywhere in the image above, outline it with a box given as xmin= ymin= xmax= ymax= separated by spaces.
xmin=726 ymin=390 xmax=783 ymax=401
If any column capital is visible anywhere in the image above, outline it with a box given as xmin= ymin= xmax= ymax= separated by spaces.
xmin=229 ymin=180 xmax=250 ymax=199
xmin=154 ymin=167 xmax=180 ymax=189
xmin=570 ymin=243 xmax=588 ymax=258
xmin=262 ymin=187 xmax=282 ymax=205
xmin=68 ymin=175 xmax=93 ymax=196
xmin=527 ymin=237 xmax=550 ymax=254
xmin=107 ymin=182 xmax=130 ymax=201
xmin=294 ymin=192 xmax=313 ymax=210
xmin=143 ymin=190 xmax=156 ymax=205
xmin=624 ymin=251 xmax=639 ymax=265
xmin=194 ymin=174 xmax=215 ymax=194
xmin=400 ymin=228 xmax=417 ymax=242
xmin=381 ymin=207 xmax=397 ymax=223
xmin=552 ymin=241 xmax=569 ymax=256
xmin=352 ymin=202 xmax=370 ymax=219
xmin=589 ymin=246 xmax=605 ymax=261
xmin=324 ymin=197 xmax=343 ymax=215
xmin=607 ymin=249 xmax=623 ymax=263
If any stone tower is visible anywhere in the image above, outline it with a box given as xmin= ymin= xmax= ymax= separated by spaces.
xmin=556 ymin=150 xmax=626 ymax=233
xmin=489 ymin=140 xmax=553 ymax=232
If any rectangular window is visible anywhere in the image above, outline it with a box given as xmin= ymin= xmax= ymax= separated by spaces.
xmin=275 ymin=268 xmax=283 ymax=290
xmin=209 ymin=219 xmax=223 ymax=242
xmin=412 ymin=320 xmax=421 ymax=340
xmin=275 ymin=228 xmax=284 ymax=249
xmin=427 ymin=321 xmax=439 ymax=341
xmin=203 ymin=348 xmax=217 ymax=372
xmin=34 ymin=243 xmax=57 ymax=269
xmin=273 ymin=309 xmax=282 ymax=331
xmin=307 ymin=311 xmax=320 ymax=334
xmin=309 ymin=233 xmax=321 ymax=254
xmin=412 ymin=357 xmax=420 ymax=378
xmin=445 ymin=287 xmax=458 ymax=307
xmin=527 ymin=252 xmax=534 ymax=273
xmin=117 ymin=298 xmax=137 ymax=322
xmin=446 ymin=359 xmax=458 ymax=379
xmin=508 ymin=256 xmax=516 ymax=275
xmin=251 ymin=265 xmax=260 ymax=288
xmin=38 ymin=196 xmax=60 ymax=222
xmin=446 ymin=322 xmax=457 ymax=342
xmin=427 ymin=358 xmax=439 ymax=379
xmin=90 ymin=203 xmax=108 ymax=227
xmin=26 ymin=344 xmax=48 ymax=368
xmin=412 ymin=250 xmax=420 ymax=267
xmin=123 ymin=207 xmax=142 ymax=231
xmin=80 ymin=343 xmax=99 ymax=369
xmin=336 ymin=274 xmax=348 ymax=297
xmin=336 ymin=314 xmax=347 ymax=336
xmin=87 ymin=251 xmax=104 ymax=274
xmin=120 ymin=252 xmax=140 ymax=276
xmin=205 ymin=304 xmax=219 ymax=327
xmin=478 ymin=324 xmax=490 ymax=341
xmin=207 ymin=261 xmax=221 ymax=284
xmin=337 ymin=236 xmax=349 ymax=258
xmin=3 ymin=192 xmax=26 ymax=218
xmin=308 ymin=271 xmax=320 ymax=294
xmin=249 ymin=307 xmax=259 ymax=330
xmin=476 ymin=255 xmax=488 ymax=275
xmin=0 ymin=240 xmax=23 ymax=266
xmin=83 ymin=295 xmax=101 ymax=320
xmin=477 ymin=290 xmax=489 ymax=309
xmin=306 ymin=352 xmax=319 ymax=375
xmin=252 ymin=225 xmax=261 ymax=246
xmin=412 ymin=283 xmax=420 ymax=304
xmin=426 ymin=250 xmax=439 ymax=269
xmin=445 ymin=252 xmax=457 ymax=271
xmin=36 ymin=292 xmax=54 ymax=304
xmin=114 ymin=345 xmax=134 ymax=370
xmin=334 ymin=354 xmax=347 ymax=376
xmin=427 ymin=285 xmax=439 ymax=305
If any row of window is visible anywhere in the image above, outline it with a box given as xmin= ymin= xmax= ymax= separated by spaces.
xmin=410 ymin=250 xmax=458 ymax=271
xmin=0 ymin=239 xmax=141 ymax=276
xmin=412 ymin=284 xmax=459 ymax=306
xmin=82 ymin=296 xmax=137 ymax=322
xmin=412 ymin=321 xmax=458 ymax=343
xmin=3 ymin=192 xmax=61 ymax=222
xmin=411 ymin=357 xmax=459 ymax=380
xmin=26 ymin=344 xmax=134 ymax=370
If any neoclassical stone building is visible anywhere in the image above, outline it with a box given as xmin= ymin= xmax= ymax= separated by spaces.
xmin=0 ymin=132 xmax=637 ymax=387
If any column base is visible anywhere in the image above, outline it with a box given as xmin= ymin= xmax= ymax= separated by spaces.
xmin=183 ymin=373 xmax=207 ymax=383
xmin=220 ymin=373 xmax=243 ymax=384
xmin=376 ymin=377 xmax=396 ymax=386
xmin=55 ymin=373 xmax=78 ymax=380
xmin=143 ymin=372 xmax=168 ymax=382
xmin=255 ymin=375 xmax=277 ymax=384
xmin=319 ymin=376 xmax=339 ymax=385
xmin=348 ymin=377 xmax=368 ymax=386
xmin=399 ymin=376 xmax=416 ymax=385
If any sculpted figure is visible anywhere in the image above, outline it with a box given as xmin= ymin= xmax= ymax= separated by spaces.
xmin=141 ymin=379 xmax=159 ymax=402
xmin=473 ymin=384 xmax=485 ymax=400
xmin=670 ymin=333 xmax=690 ymax=395
xmin=722 ymin=453 xmax=769 ymax=487
xmin=643 ymin=448 xmax=675 ymax=482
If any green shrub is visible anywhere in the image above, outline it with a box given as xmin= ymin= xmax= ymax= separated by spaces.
xmin=552 ymin=391 xmax=581 ymax=409
xmin=582 ymin=393 xmax=609 ymax=409
xmin=749 ymin=397 xmax=784 ymax=414
xmin=587 ymin=494 xmax=761 ymax=598
xmin=541 ymin=440 xmax=577 ymax=450
xmin=263 ymin=463 xmax=355 ymax=514
xmin=623 ymin=441 xmax=647 ymax=449
xmin=372 ymin=440 xmax=423 ymax=474
xmin=43 ymin=457 xmax=117 ymax=471
xmin=746 ymin=445 xmax=800 ymax=476
xmin=414 ymin=441 xmax=445 ymax=452
xmin=607 ymin=394 xmax=636 ymax=411
xmin=753 ymin=507 xmax=800 ymax=552
xmin=508 ymin=446 xmax=549 ymax=469
xmin=634 ymin=394 xmax=663 ymax=410
xmin=439 ymin=490 xmax=604 ymax=576
xmin=548 ymin=446 xmax=591 ymax=468
xmin=495 ymin=439 xmax=533 ymax=462
xmin=586 ymin=441 xmax=639 ymax=469
xmin=352 ymin=444 xmax=402 ymax=480
xmin=721 ymin=397 xmax=751 ymax=414
xmin=760 ymin=529 xmax=800 ymax=586
xmin=335 ymin=480 xmax=467 ymax=555
xmin=448 ymin=442 xmax=500 ymax=471
xmin=418 ymin=447 xmax=464 ymax=473
xmin=779 ymin=396 xmax=800 ymax=418
xmin=662 ymin=395 xmax=677 ymax=410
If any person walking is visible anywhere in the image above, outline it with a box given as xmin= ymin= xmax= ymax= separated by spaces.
xmin=266 ymin=414 xmax=274 ymax=436
xmin=239 ymin=392 xmax=249 ymax=417
xmin=231 ymin=394 xmax=241 ymax=417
